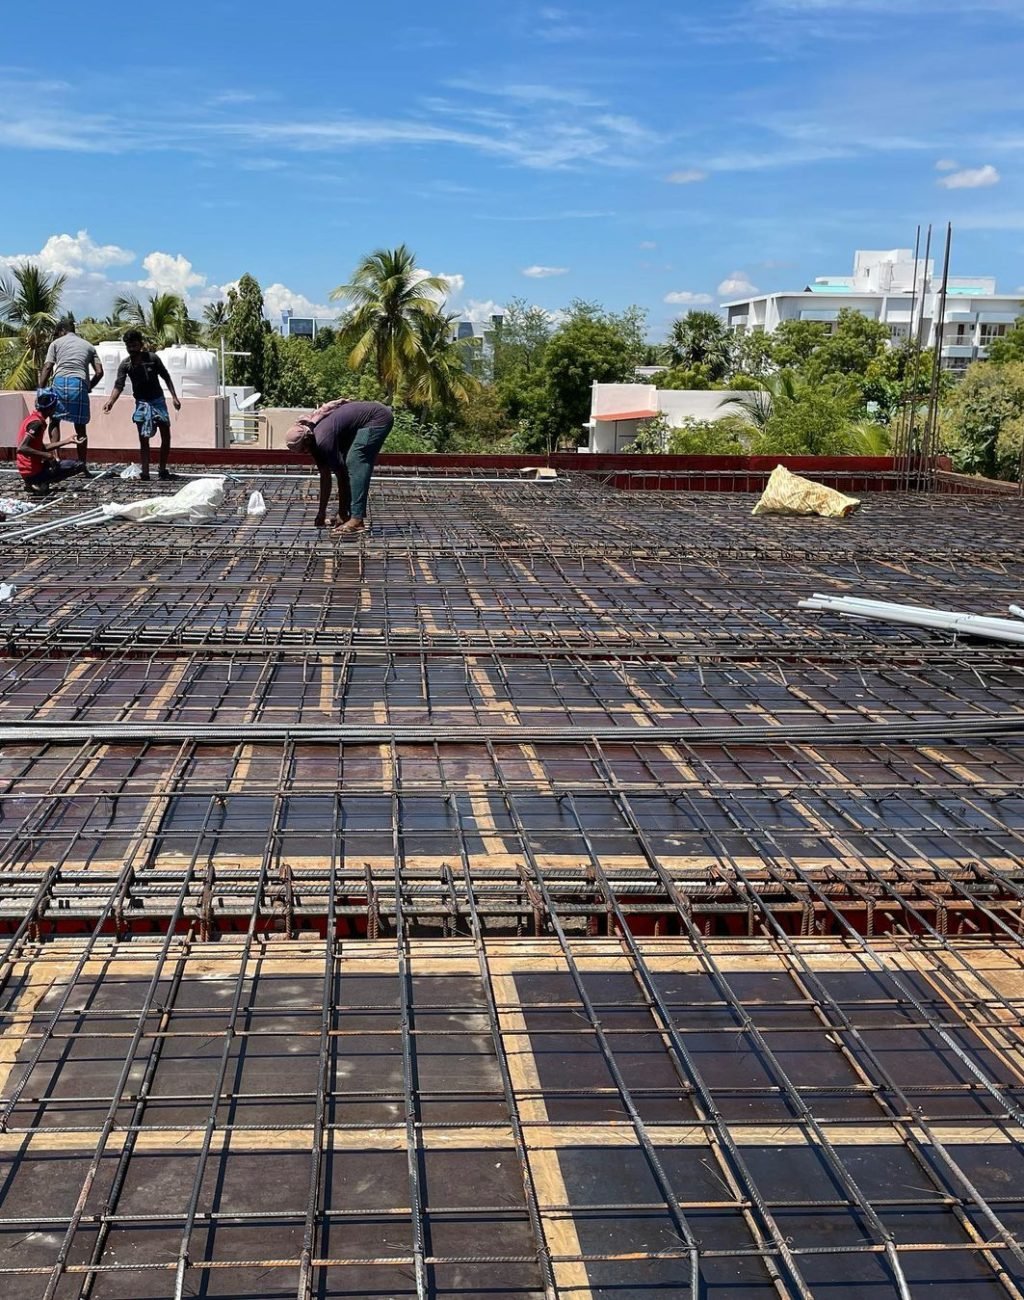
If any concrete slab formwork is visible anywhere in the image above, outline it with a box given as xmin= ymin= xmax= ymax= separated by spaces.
xmin=0 ymin=465 xmax=1022 ymax=1298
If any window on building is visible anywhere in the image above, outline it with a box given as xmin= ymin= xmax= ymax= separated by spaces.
xmin=980 ymin=324 xmax=1009 ymax=346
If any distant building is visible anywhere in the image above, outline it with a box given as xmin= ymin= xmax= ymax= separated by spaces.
xmin=586 ymin=382 xmax=742 ymax=453
xmin=449 ymin=312 xmax=504 ymax=380
xmin=276 ymin=308 xmax=338 ymax=340
xmin=722 ymin=248 xmax=1023 ymax=375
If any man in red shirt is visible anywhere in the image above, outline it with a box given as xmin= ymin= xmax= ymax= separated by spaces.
xmin=17 ymin=390 xmax=87 ymax=494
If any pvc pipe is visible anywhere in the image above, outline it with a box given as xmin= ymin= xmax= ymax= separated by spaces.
xmin=801 ymin=595 xmax=1024 ymax=645
xmin=1009 ymin=605 xmax=1024 ymax=621
xmin=1 ymin=507 xmax=108 ymax=543
xmin=803 ymin=594 xmax=1024 ymax=636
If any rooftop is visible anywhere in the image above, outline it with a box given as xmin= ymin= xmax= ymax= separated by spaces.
xmin=0 ymin=459 xmax=1023 ymax=1297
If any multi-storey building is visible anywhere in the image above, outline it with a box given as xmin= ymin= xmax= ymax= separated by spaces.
xmin=722 ymin=248 xmax=1023 ymax=374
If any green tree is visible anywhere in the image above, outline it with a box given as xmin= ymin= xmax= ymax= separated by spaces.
xmin=447 ymin=385 xmax=517 ymax=451
xmin=987 ymin=315 xmax=1024 ymax=365
xmin=667 ymin=310 xmax=732 ymax=380
xmin=535 ymin=310 xmax=637 ymax=452
xmin=769 ymin=319 xmax=829 ymax=370
xmin=730 ymin=329 xmax=774 ymax=380
xmin=657 ymin=364 xmax=719 ymax=390
xmin=224 ymin=274 xmax=271 ymax=391
xmin=942 ymin=360 xmax=1024 ymax=478
xmin=263 ymin=335 xmax=328 ymax=408
xmin=492 ymin=297 xmax=553 ymax=385
xmin=803 ymin=308 xmax=890 ymax=386
xmin=202 ymin=300 xmax=229 ymax=347
xmin=331 ymin=245 xmax=449 ymax=400
xmin=0 ymin=263 xmax=65 ymax=389
xmin=630 ymin=414 xmax=750 ymax=454
xmin=406 ymin=311 xmax=477 ymax=415
xmin=719 ymin=370 xmax=801 ymax=431
xmin=113 ymin=292 xmax=199 ymax=347
xmin=862 ymin=342 xmax=949 ymax=426
xmin=754 ymin=384 xmax=860 ymax=456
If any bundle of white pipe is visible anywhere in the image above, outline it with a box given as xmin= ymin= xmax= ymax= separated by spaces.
xmin=799 ymin=594 xmax=1024 ymax=645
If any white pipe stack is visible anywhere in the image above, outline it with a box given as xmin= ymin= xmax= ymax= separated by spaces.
xmin=799 ymin=594 xmax=1024 ymax=645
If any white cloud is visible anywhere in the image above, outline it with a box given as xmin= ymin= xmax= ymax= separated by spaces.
xmin=407 ymin=268 xmax=465 ymax=305
xmin=664 ymin=291 xmax=714 ymax=305
xmin=0 ymin=230 xmax=135 ymax=279
xmin=261 ymin=282 xmax=339 ymax=322
xmin=439 ymin=272 xmax=465 ymax=297
xmin=938 ymin=163 xmax=1000 ymax=189
xmin=639 ymin=240 xmax=658 ymax=250
xmin=522 ymin=265 xmax=569 ymax=278
xmin=666 ymin=168 xmax=708 ymax=184
xmin=460 ymin=298 xmax=506 ymax=324
xmin=139 ymin=251 xmax=206 ymax=296
xmin=935 ymin=158 xmax=959 ymax=172
xmin=718 ymin=272 xmax=759 ymax=296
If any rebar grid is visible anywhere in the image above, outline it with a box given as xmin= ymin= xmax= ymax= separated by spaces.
xmin=1 ymin=472 xmax=1024 ymax=1297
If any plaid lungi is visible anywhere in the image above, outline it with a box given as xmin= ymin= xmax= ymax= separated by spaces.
xmin=132 ymin=399 xmax=170 ymax=439
xmin=52 ymin=376 xmax=91 ymax=426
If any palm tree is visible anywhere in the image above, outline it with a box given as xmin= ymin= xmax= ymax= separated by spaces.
xmin=668 ymin=310 xmax=733 ymax=380
xmin=407 ymin=312 xmax=478 ymax=412
xmin=0 ymin=263 xmax=66 ymax=389
xmin=331 ymin=245 xmax=450 ymax=400
xmin=112 ymin=292 xmax=199 ymax=347
xmin=202 ymin=300 xmax=229 ymax=346
xmin=719 ymin=370 xmax=801 ymax=430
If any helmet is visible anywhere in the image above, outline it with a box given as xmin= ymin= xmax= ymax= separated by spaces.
xmin=36 ymin=387 xmax=59 ymax=412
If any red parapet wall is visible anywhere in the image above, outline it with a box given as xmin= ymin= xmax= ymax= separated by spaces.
xmin=0 ymin=444 xmax=943 ymax=491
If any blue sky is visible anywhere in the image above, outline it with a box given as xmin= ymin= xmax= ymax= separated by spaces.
xmin=2 ymin=0 xmax=1022 ymax=337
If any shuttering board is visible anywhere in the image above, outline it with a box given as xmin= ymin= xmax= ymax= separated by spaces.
xmin=0 ymin=468 xmax=1023 ymax=1298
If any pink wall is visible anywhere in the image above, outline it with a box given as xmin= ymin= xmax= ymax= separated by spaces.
xmin=0 ymin=392 xmax=228 ymax=451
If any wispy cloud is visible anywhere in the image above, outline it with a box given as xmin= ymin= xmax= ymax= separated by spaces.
xmin=666 ymin=168 xmax=708 ymax=184
xmin=212 ymin=110 xmax=658 ymax=171
xmin=445 ymin=79 xmax=603 ymax=108
xmin=522 ymin=265 xmax=569 ymax=278
xmin=938 ymin=163 xmax=1000 ymax=189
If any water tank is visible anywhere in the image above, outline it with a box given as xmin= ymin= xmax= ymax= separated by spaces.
xmin=156 ymin=346 xmax=219 ymax=399
xmin=92 ymin=341 xmax=128 ymax=396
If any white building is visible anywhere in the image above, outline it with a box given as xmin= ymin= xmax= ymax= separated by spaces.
xmin=722 ymin=248 xmax=1023 ymax=375
xmin=586 ymin=383 xmax=740 ymax=453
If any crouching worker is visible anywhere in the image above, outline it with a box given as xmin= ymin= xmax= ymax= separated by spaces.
xmin=102 ymin=330 xmax=181 ymax=481
xmin=17 ymin=389 xmax=87 ymax=494
xmin=287 ymin=399 xmax=394 ymax=533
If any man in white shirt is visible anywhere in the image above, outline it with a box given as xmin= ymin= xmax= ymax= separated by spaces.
xmin=38 ymin=317 xmax=103 ymax=470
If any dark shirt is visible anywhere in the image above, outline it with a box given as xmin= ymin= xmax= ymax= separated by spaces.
xmin=314 ymin=401 xmax=394 ymax=468
xmin=115 ymin=352 xmax=172 ymax=403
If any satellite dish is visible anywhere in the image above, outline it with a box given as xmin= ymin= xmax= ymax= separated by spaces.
xmin=235 ymin=391 xmax=262 ymax=410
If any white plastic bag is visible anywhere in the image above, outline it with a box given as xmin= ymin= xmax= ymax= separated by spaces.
xmin=102 ymin=477 xmax=226 ymax=524
xmin=119 ymin=464 xmax=141 ymax=480
xmin=0 ymin=583 xmax=16 ymax=603
xmin=0 ymin=498 xmax=37 ymax=518
xmin=246 ymin=490 xmax=267 ymax=517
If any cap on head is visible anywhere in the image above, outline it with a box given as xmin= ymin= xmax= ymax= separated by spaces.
xmin=35 ymin=387 xmax=59 ymax=412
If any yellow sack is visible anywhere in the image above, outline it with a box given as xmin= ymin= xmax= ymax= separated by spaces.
xmin=752 ymin=465 xmax=860 ymax=518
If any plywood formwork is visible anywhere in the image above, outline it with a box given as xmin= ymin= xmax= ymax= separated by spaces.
xmin=0 ymin=466 xmax=1023 ymax=1298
